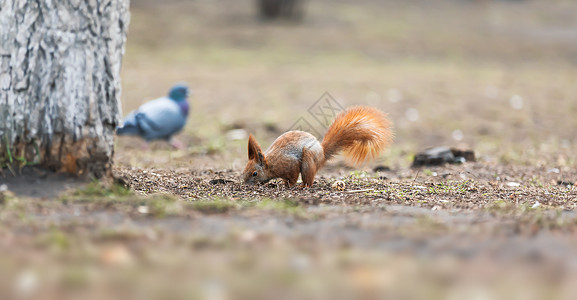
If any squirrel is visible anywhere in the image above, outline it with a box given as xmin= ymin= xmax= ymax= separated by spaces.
xmin=242 ymin=106 xmax=393 ymax=187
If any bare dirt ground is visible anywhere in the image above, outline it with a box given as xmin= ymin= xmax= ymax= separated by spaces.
xmin=2 ymin=0 xmax=577 ymax=299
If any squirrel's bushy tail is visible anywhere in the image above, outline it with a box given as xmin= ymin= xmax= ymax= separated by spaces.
xmin=321 ymin=106 xmax=393 ymax=164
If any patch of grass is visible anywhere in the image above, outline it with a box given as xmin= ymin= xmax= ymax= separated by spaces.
xmin=427 ymin=180 xmax=471 ymax=194
xmin=415 ymin=215 xmax=449 ymax=232
xmin=0 ymin=189 xmax=13 ymax=206
xmin=486 ymin=199 xmax=577 ymax=231
xmin=423 ymin=169 xmax=434 ymax=176
xmin=1 ymin=136 xmax=14 ymax=167
xmin=36 ymin=228 xmax=71 ymax=251
xmin=188 ymin=197 xmax=308 ymax=217
xmin=529 ymin=176 xmax=545 ymax=188
xmin=61 ymin=267 xmax=91 ymax=289
xmin=1 ymin=139 xmax=40 ymax=171
xmin=146 ymin=193 xmax=182 ymax=217
xmin=348 ymin=170 xmax=370 ymax=179
xmin=190 ymin=198 xmax=238 ymax=214
xmin=98 ymin=228 xmax=145 ymax=242
xmin=0 ymin=191 xmax=28 ymax=220
xmin=255 ymin=198 xmax=310 ymax=218
xmin=256 ymin=198 xmax=300 ymax=212
xmin=486 ymin=199 xmax=512 ymax=213
xmin=66 ymin=183 xmax=183 ymax=218
xmin=73 ymin=181 xmax=133 ymax=198
xmin=487 ymin=199 xmax=552 ymax=219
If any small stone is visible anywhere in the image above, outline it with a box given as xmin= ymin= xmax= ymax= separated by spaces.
xmin=531 ymin=201 xmax=541 ymax=209
xmin=209 ymin=179 xmax=234 ymax=185
xmin=452 ymin=129 xmax=463 ymax=141
xmin=137 ymin=205 xmax=149 ymax=214
xmin=332 ymin=181 xmax=346 ymax=191
xmin=509 ymin=95 xmax=524 ymax=110
xmin=452 ymin=157 xmax=466 ymax=164
xmin=239 ymin=230 xmax=257 ymax=243
xmin=547 ymin=168 xmax=560 ymax=174
xmin=405 ymin=108 xmax=419 ymax=122
xmin=15 ymin=269 xmax=38 ymax=297
xmin=373 ymin=165 xmax=391 ymax=172
xmin=507 ymin=182 xmax=521 ymax=187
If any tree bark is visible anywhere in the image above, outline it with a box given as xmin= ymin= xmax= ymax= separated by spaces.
xmin=0 ymin=0 xmax=130 ymax=177
xmin=257 ymin=0 xmax=305 ymax=21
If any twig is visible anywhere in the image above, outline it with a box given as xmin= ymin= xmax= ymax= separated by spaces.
xmin=347 ymin=188 xmax=374 ymax=193
xmin=411 ymin=169 xmax=420 ymax=186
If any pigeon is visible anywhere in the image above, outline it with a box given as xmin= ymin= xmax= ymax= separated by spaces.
xmin=117 ymin=84 xmax=190 ymax=149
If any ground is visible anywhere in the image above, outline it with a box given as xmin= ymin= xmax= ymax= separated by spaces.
xmin=2 ymin=0 xmax=577 ymax=299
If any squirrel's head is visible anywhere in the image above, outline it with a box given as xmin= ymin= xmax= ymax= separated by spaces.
xmin=242 ymin=135 xmax=270 ymax=185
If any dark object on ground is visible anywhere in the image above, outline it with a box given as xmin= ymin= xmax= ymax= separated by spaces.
xmin=450 ymin=148 xmax=476 ymax=162
xmin=558 ymin=180 xmax=575 ymax=186
xmin=257 ymin=0 xmax=305 ymax=20
xmin=114 ymin=175 xmax=130 ymax=188
xmin=412 ymin=147 xmax=476 ymax=167
xmin=209 ymin=179 xmax=234 ymax=185
xmin=373 ymin=165 xmax=391 ymax=172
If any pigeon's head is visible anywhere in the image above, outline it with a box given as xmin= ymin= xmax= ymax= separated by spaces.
xmin=168 ymin=84 xmax=189 ymax=102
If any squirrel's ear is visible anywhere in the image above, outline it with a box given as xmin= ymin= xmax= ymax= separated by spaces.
xmin=248 ymin=135 xmax=265 ymax=163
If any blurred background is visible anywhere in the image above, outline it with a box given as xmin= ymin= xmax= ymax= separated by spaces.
xmin=118 ymin=0 xmax=577 ymax=170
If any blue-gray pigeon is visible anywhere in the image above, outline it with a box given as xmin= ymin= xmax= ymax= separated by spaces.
xmin=117 ymin=84 xmax=190 ymax=149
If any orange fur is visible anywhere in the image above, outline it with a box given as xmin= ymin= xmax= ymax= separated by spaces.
xmin=242 ymin=106 xmax=393 ymax=187
xmin=321 ymin=106 xmax=393 ymax=165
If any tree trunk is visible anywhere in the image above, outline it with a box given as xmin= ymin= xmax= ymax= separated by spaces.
xmin=0 ymin=0 xmax=130 ymax=177
xmin=257 ymin=0 xmax=305 ymax=21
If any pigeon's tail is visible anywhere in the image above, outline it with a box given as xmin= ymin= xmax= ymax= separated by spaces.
xmin=116 ymin=124 xmax=141 ymax=136
xmin=116 ymin=113 xmax=141 ymax=136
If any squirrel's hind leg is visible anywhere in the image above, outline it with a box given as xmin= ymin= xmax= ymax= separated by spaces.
xmin=284 ymin=174 xmax=299 ymax=187
xmin=300 ymin=148 xmax=319 ymax=187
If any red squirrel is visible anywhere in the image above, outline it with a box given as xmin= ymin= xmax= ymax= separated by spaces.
xmin=242 ymin=106 xmax=393 ymax=187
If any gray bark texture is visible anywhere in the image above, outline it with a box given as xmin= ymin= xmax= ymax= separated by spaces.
xmin=257 ymin=0 xmax=304 ymax=20
xmin=0 ymin=0 xmax=130 ymax=177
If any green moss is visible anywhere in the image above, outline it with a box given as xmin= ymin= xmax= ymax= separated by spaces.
xmin=190 ymin=198 xmax=238 ymax=214
xmin=427 ymin=180 xmax=471 ymax=194
xmin=73 ymin=181 xmax=133 ymax=198
xmin=147 ymin=193 xmax=181 ymax=218
xmin=37 ymin=229 xmax=70 ymax=251
xmin=256 ymin=198 xmax=307 ymax=217
xmin=62 ymin=267 xmax=90 ymax=289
